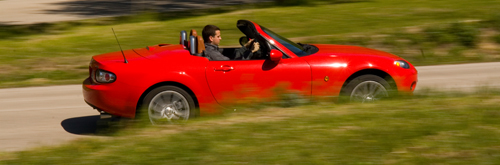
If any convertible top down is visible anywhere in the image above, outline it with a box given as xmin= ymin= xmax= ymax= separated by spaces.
xmin=83 ymin=20 xmax=417 ymax=124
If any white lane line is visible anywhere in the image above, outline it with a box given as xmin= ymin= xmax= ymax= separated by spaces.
xmin=0 ymin=106 xmax=91 ymax=112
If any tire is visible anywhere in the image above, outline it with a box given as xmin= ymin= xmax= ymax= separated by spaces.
xmin=341 ymin=75 xmax=392 ymax=103
xmin=141 ymin=86 xmax=196 ymax=125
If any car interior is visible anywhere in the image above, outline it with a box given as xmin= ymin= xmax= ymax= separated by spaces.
xmin=179 ymin=20 xmax=273 ymax=61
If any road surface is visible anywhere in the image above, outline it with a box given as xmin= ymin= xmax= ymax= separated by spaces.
xmin=1 ymin=62 xmax=499 ymax=152
xmin=416 ymin=62 xmax=500 ymax=91
xmin=0 ymin=85 xmax=96 ymax=152
xmin=0 ymin=0 xmax=271 ymax=25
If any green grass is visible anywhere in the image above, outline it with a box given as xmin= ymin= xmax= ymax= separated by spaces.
xmin=2 ymin=0 xmax=500 ymax=88
xmin=2 ymin=90 xmax=500 ymax=164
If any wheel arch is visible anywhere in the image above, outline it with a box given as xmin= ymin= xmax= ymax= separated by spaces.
xmin=135 ymin=81 xmax=199 ymax=115
xmin=341 ymin=69 xmax=397 ymax=93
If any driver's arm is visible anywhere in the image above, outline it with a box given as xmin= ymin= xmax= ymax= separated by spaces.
xmin=234 ymin=39 xmax=261 ymax=60
xmin=250 ymin=42 xmax=260 ymax=53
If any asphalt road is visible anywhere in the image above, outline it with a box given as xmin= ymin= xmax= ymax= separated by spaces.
xmin=1 ymin=62 xmax=499 ymax=152
xmin=0 ymin=85 xmax=96 ymax=152
xmin=0 ymin=0 xmax=271 ymax=25
xmin=416 ymin=62 xmax=500 ymax=91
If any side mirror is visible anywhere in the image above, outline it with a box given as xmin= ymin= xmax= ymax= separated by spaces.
xmin=239 ymin=36 xmax=249 ymax=46
xmin=269 ymin=49 xmax=282 ymax=62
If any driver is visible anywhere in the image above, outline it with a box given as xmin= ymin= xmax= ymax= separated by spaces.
xmin=202 ymin=25 xmax=259 ymax=60
xmin=202 ymin=25 xmax=229 ymax=60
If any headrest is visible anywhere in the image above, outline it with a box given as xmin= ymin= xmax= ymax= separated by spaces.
xmin=190 ymin=29 xmax=197 ymax=37
xmin=188 ymin=29 xmax=206 ymax=56
xmin=196 ymin=36 xmax=205 ymax=54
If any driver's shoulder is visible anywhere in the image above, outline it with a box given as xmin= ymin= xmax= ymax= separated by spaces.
xmin=204 ymin=43 xmax=216 ymax=48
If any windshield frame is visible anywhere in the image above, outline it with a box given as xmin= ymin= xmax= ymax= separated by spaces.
xmin=260 ymin=26 xmax=309 ymax=57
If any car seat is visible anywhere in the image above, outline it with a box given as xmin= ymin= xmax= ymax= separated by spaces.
xmin=188 ymin=29 xmax=205 ymax=56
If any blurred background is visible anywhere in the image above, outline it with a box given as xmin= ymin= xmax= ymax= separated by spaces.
xmin=1 ymin=0 xmax=500 ymax=164
xmin=1 ymin=0 xmax=500 ymax=88
xmin=0 ymin=0 xmax=274 ymax=25
xmin=0 ymin=0 xmax=499 ymax=88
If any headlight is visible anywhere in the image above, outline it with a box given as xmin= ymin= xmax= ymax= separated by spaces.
xmin=95 ymin=69 xmax=116 ymax=83
xmin=394 ymin=60 xmax=410 ymax=69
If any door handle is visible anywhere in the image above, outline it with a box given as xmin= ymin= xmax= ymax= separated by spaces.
xmin=214 ymin=65 xmax=234 ymax=72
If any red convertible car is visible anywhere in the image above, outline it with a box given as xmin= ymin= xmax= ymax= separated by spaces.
xmin=83 ymin=20 xmax=417 ymax=124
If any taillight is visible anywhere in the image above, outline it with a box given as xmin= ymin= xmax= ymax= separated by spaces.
xmin=89 ymin=58 xmax=116 ymax=84
xmin=95 ymin=69 xmax=116 ymax=83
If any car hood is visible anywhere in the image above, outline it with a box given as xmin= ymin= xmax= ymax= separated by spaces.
xmin=311 ymin=44 xmax=401 ymax=59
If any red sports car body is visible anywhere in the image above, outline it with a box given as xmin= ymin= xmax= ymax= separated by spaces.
xmin=83 ymin=20 xmax=417 ymax=124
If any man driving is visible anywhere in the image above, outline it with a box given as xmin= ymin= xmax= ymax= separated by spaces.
xmin=202 ymin=25 xmax=259 ymax=60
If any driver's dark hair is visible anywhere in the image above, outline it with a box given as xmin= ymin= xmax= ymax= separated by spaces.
xmin=202 ymin=25 xmax=220 ymax=43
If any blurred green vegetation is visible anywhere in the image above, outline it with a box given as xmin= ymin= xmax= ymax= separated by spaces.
xmin=494 ymin=34 xmax=500 ymax=44
xmin=274 ymin=0 xmax=368 ymax=6
xmin=424 ymin=22 xmax=479 ymax=48
xmin=2 ymin=89 xmax=500 ymax=164
xmin=1 ymin=0 xmax=500 ymax=88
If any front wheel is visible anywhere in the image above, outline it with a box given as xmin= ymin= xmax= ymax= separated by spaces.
xmin=342 ymin=75 xmax=392 ymax=103
xmin=141 ymin=86 xmax=196 ymax=125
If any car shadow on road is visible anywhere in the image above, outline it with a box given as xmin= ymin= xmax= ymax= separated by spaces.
xmin=61 ymin=115 xmax=99 ymax=135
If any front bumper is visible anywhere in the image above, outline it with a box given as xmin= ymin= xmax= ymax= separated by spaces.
xmin=393 ymin=67 xmax=418 ymax=93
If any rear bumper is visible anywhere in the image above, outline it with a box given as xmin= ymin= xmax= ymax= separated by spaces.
xmin=82 ymin=78 xmax=137 ymax=118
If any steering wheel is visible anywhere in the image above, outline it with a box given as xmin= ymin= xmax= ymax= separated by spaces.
xmin=239 ymin=36 xmax=249 ymax=46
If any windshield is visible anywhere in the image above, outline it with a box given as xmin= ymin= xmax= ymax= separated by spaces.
xmin=261 ymin=26 xmax=309 ymax=57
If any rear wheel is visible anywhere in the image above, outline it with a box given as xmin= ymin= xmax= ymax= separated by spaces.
xmin=142 ymin=86 xmax=196 ymax=125
xmin=342 ymin=75 xmax=391 ymax=103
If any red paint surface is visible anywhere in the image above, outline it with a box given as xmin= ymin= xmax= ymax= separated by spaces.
xmin=83 ymin=20 xmax=418 ymax=118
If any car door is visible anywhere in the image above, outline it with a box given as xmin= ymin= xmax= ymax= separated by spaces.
xmin=205 ymin=56 xmax=311 ymax=106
